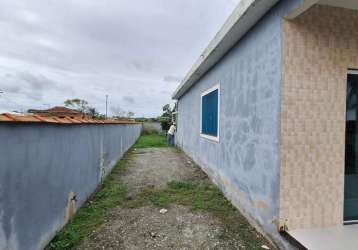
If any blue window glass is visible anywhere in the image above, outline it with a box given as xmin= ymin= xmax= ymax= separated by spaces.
xmin=201 ymin=88 xmax=218 ymax=137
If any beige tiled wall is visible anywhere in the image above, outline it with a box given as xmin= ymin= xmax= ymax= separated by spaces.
xmin=280 ymin=5 xmax=358 ymax=230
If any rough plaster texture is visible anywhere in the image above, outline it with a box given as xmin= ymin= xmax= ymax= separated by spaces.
xmin=176 ymin=0 xmax=302 ymax=246
xmin=0 ymin=123 xmax=141 ymax=250
xmin=280 ymin=5 xmax=358 ymax=230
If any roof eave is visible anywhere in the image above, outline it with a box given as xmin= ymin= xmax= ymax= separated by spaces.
xmin=172 ymin=0 xmax=280 ymax=100
xmin=287 ymin=0 xmax=358 ymax=19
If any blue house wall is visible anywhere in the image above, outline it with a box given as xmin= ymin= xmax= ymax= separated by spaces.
xmin=176 ymin=0 xmax=302 ymax=245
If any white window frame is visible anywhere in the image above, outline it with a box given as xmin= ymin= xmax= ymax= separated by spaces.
xmin=200 ymin=84 xmax=220 ymax=142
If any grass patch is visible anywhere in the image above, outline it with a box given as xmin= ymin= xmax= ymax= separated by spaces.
xmin=125 ymin=180 xmax=270 ymax=249
xmin=46 ymin=154 xmax=130 ymax=250
xmin=133 ymin=133 xmax=168 ymax=148
xmin=126 ymin=181 xmax=235 ymax=215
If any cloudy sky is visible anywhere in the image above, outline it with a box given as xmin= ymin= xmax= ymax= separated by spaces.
xmin=0 ymin=0 xmax=240 ymax=117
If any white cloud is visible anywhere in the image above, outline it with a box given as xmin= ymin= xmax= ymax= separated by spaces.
xmin=0 ymin=0 xmax=240 ymax=117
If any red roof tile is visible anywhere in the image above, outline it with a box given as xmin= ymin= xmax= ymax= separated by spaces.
xmin=29 ymin=106 xmax=81 ymax=115
xmin=46 ymin=106 xmax=81 ymax=114
xmin=0 ymin=113 xmax=138 ymax=125
xmin=0 ymin=114 xmax=14 ymax=122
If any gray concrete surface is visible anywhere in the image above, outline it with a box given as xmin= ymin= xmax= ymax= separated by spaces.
xmin=175 ymin=0 xmax=302 ymax=248
xmin=289 ymin=224 xmax=358 ymax=250
xmin=0 ymin=123 xmax=141 ymax=250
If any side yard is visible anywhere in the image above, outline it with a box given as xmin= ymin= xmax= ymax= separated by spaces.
xmin=47 ymin=133 xmax=276 ymax=250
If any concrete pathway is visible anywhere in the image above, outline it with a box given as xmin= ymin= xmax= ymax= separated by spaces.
xmin=77 ymin=147 xmax=276 ymax=250
xmin=289 ymin=224 xmax=358 ymax=250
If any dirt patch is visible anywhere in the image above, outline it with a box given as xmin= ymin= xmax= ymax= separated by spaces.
xmin=78 ymin=205 xmax=246 ymax=250
xmin=74 ymin=147 xmax=276 ymax=250
xmin=122 ymin=148 xmax=207 ymax=195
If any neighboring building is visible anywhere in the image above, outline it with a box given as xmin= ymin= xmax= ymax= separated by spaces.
xmin=173 ymin=0 xmax=358 ymax=249
xmin=28 ymin=106 xmax=84 ymax=119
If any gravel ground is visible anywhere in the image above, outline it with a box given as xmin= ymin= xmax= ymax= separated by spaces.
xmin=78 ymin=205 xmax=247 ymax=250
xmin=77 ymin=147 xmax=275 ymax=250
xmin=121 ymin=148 xmax=208 ymax=195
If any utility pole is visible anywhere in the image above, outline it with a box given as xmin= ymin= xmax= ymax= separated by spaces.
xmin=105 ymin=95 xmax=108 ymax=119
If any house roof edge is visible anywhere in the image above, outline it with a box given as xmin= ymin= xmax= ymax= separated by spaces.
xmin=172 ymin=0 xmax=280 ymax=100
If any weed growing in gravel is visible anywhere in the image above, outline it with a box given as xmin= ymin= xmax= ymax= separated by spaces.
xmin=127 ymin=180 xmax=237 ymax=216
xmin=124 ymin=180 xmax=270 ymax=249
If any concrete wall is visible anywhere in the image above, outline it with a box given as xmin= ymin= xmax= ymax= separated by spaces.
xmin=0 ymin=123 xmax=141 ymax=250
xmin=280 ymin=5 xmax=358 ymax=230
xmin=176 ymin=0 xmax=301 ymax=246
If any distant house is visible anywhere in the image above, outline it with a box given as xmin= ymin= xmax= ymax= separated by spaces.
xmin=173 ymin=0 xmax=358 ymax=249
xmin=28 ymin=106 xmax=84 ymax=119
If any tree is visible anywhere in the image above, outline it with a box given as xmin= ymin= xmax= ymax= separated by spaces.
xmin=64 ymin=99 xmax=89 ymax=113
xmin=87 ymin=107 xmax=105 ymax=120
xmin=160 ymin=103 xmax=175 ymax=131
xmin=87 ymin=107 xmax=97 ymax=117
xmin=64 ymin=99 xmax=105 ymax=119
xmin=163 ymin=104 xmax=170 ymax=111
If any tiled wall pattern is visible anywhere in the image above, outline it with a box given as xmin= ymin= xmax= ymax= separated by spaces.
xmin=280 ymin=5 xmax=358 ymax=230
